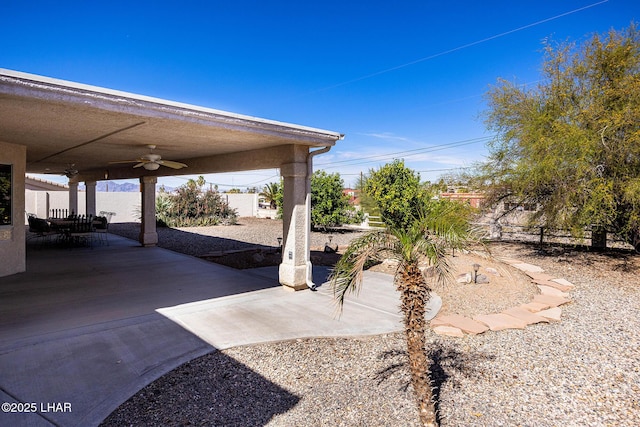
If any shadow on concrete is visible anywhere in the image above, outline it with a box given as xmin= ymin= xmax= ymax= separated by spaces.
xmin=0 ymin=233 xmax=287 ymax=426
xmin=100 ymin=351 xmax=300 ymax=427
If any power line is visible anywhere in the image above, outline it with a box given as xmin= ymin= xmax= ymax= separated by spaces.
xmin=165 ymin=172 xmax=280 ymax=188
xmin=317 ymin=136 xmax=492 ymax=169
xmin=316 ymin=136 xmax=489 ymax=166
xmin=336 ymin=166 xmax=474 ymax=177
xmin=297 ymin=1 xmax=608 ymax=97
xmin=416 ymin=167 xmax=473 ymax=173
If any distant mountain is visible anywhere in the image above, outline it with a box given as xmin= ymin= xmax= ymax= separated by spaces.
xmin=96 ymin=181 xmax=138 ymax=192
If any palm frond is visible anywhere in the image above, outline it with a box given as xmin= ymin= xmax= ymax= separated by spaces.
xmin=329 ymin=229 xmax=396 ymax=310
xmin=330 ymin=197 xmax=487 ymax=314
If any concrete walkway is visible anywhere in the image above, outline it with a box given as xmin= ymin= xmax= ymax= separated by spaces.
xmin=0 ymin=234 xmax=404 ymax=427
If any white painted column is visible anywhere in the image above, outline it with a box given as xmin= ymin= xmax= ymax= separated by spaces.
xmin=85 ymin=181 xmax=97 ymax=217
xmin=68 ymin=182 xmax=78 ymax=216
xmin=139 ymin=176 xmax=158 ymax=247
xmin=279 ymin=162 xmax=310 ymax=290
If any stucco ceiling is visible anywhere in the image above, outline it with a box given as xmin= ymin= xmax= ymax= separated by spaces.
xmin=0 ymin=69 xmax=342 ymax=181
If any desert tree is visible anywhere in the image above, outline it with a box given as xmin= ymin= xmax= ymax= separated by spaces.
xmin=310 ymin=170 xmax=361 ymax=230
xmin=477 ymin=23 xmax=640 ymax=250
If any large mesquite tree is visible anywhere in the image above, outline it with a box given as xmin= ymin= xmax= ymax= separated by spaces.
xmin=478 ymin=24 xmax=640 ymax=250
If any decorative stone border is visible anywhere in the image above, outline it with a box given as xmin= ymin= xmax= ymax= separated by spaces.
xmin=430 ymin=258 xmax=574 ymax=337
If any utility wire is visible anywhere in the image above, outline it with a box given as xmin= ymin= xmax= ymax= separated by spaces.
xmin=298 ymin=0 xmax=608 ymax=96
xmin=338 ymin=167 xmax=470 ymax=176
xmin=317 ymin=136 xmax=491 ymax=169
xmin=167 ymin=171 xmax=280 ymax=188
xmin=316 ymin=136 xmax=490 ymax=166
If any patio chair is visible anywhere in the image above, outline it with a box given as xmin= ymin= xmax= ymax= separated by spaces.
xmin=93 ymin=215 xmax=110 ymax=245
xmin=68 ymin=215 xmax=95 ymax=248
xmin=27 ymin=214 xmax=57 ymax=245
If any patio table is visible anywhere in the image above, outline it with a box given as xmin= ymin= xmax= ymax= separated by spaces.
xmin=48 ymin=218 xmax=101 ymax=247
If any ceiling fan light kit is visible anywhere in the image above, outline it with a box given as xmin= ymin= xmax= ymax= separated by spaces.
xmin=141 ymin=162 xmax=161 ymax=171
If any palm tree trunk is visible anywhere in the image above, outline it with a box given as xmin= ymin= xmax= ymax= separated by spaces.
xmin=398 ymin=266 xmax=438 ymax=427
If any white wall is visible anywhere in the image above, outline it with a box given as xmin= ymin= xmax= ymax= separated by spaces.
xmin=94 ymin=192 xmax=142 ymax=222
xmin=222 ymin=193 xmax=258 ymax=217
xmin=25 ymin=191 xmax=265 ymax=222
xmin=26 ymin=191 xmax=141 ymax=223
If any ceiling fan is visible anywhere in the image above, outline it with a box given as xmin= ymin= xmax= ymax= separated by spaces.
xmin=43 ymin=164 xmax=79 ymax=178
xmin=63 ymin=164 xmax=79 ymax=178
xmin=110 ymin=145 xmax=188 ymax=171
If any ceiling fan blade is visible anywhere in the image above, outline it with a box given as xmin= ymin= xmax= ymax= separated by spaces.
xmin=133 ymin=162 xmax=147 ymax=168
xmin=108 ymin=159 xmax=141 ymax=164
xmin=159 ymin=160 xmax=188 ymax=169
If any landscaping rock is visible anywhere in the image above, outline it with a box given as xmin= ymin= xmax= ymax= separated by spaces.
xmin=532 ymin=294 xmax=571 ymax=307
xmin=536 ymin=285 xmax=570 ymax=298
xmin=520 ymin=302 xmax=551 ymax=312
xmin=502 ymin=307 xmax=549 ymax=325
xmin=474 ymin=313 xmax=528 ymax=331
xmin=536 ymin=306 xmax=563 ymax=321
xmin=432 ymin=314 xmax=489 ymax=335
xmin=432 ymin=325 xmax=464 ymax=337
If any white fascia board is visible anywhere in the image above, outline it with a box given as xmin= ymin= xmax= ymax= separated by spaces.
xmin=0 ymin=68 xmax=344 ymax=143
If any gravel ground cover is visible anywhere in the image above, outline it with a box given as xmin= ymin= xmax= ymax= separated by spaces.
xmin=109 ymin=217 xmax=364 ymax=257
xmin=104 ymin=221 xmax=640 ymax=427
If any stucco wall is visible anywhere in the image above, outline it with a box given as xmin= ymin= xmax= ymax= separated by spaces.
xmin=222 ymin=193 xmax=258 ymax=218
xmin=25 ymin=191 xmax=264 ymax=222
xmin=0 ymin=141 xmax=26 ymax=277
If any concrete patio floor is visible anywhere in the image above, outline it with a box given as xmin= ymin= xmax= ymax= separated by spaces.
xmin=0 ymin=233 xmax=404 ymax=427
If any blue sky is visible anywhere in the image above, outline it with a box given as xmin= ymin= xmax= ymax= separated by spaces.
xmin=2 ymin=0 xmax=638 ymax=190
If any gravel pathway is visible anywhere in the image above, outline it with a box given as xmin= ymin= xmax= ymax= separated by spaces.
xmin=103 ymin=223 xmax=640 ymax=426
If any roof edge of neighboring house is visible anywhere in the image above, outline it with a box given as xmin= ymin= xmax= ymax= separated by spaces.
xmin=26 ymin=175 xmax=69 ymax=191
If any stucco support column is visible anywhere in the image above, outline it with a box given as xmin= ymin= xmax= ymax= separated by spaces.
xmin=85 ymin=181 xmax=97 ymax=217
xmin=68 ymin=182 xmax=78 ymax=216
xmin=279 ymin=161 xmax=310 ymax=290
xmin=45 ymin=192 xmax=50 ymax=219
xmin=139 ymin=176 xmax=158 ymax=247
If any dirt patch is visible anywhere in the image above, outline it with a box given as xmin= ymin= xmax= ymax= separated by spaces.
xmin=489 ymin=241 xmax=640 ymax=292
xmin=367 ymin=250 xmax=538 ymax=318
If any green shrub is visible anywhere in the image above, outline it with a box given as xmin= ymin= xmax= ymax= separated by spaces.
xmin=156 ymin=177 xmax=237 ymax=227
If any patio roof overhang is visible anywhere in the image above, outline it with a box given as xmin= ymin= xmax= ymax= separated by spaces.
xmin=0 ymin=69 xmax=343 ymax=183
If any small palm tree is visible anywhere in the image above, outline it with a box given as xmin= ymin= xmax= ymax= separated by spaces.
xmin=260 ymin=182 xmax=280 ymax=209
xmin=330 ymin=200 xmax=478 ymax=427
